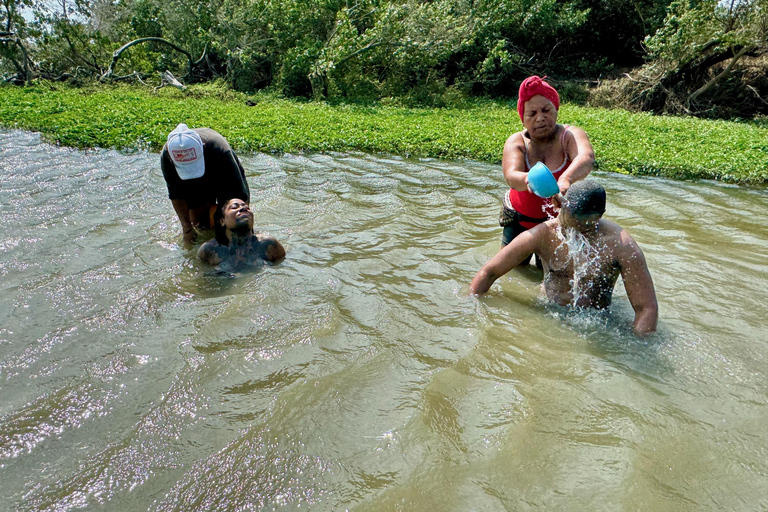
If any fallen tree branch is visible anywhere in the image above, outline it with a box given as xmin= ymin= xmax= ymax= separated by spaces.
xmin=687 ymin=45 xmax=752 ymax=106
xmin=193 ymin=42 xmax=208 ymax=68
xmin=135 ymin=71 xmax=150 ymax=87
xmin=100 ymin=37 xmax=203 ymax=82
xmin=746 ymin=84 xmax=768 ymax=106
xmin=156 ymin=70 xmax=186 ymax=90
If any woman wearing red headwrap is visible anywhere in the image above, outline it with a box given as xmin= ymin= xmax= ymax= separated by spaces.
xmin=499 ymin=76 xmax=595 ymax=253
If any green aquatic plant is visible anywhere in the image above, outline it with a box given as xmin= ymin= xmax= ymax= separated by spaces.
xmin=0 ymin=83 xmax=766 ymax=184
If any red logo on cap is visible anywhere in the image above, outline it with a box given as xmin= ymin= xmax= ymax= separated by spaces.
xmin=172 ymin=148 xmax=198 ymax=163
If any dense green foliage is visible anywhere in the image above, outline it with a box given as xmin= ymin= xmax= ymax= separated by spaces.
xmin=2 ymin=0 xmax=675 ymax=101
xmin=591 ymin=0 xmax=768 ymax=118
xmin=1 ymin=84 xmax=766 ymax=183
xmin=644 ymin=0 xmax=767 ymax=65
xmin=4 ymin=0 xmax=768 ymax=118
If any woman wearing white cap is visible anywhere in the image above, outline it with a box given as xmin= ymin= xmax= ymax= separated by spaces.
xmin=160 ymin=123 xmax=250 ymax=245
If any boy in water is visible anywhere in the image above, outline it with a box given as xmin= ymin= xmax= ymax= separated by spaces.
xmin=198 ymin=198 xmax=285 ymax=269
xmin=471 ymin=181 xmax=658 ymax=335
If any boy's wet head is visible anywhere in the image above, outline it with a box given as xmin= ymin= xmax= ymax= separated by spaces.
xmin=564 ymin=180 xmax=606 ymax=217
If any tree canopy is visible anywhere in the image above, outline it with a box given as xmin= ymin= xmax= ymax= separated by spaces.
xmin=2 ymin=0 xmax=767 ymax=118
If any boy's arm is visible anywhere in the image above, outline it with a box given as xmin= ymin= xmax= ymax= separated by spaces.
xmin=618 ymin=231 xmax=658 ymax=335
xmin=470 ymin=227 xmax=542 ymax=295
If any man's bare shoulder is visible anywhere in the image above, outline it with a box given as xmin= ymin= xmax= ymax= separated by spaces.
xmin=253 ymin=234 xmax=286 ymax=262
xmin=599 ymin=220 xmax=644 ymax=258
xmin=524 ymin=219 xmax=563 ymax=256
xmin=607 ymin=220 xmax=637 ymax=241
xmin=538 ymin=218 xmax=564 ymax=237
xmin=197 ymin=239 xmax=225 ymax=265
xmin=596 ymin=218 xmax=621 ymax=233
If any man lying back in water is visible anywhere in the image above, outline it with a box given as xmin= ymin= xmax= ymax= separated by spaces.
xmin=198 ymin=198 xmax=285 ymax=269
xmin=470 ymin=180 xmax=658 ymax=335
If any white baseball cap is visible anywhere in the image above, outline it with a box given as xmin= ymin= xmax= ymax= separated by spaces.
xmin=167 ymin=123 xmax=205 ymax=180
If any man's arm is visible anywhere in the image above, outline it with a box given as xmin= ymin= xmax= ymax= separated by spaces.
xmin=501 ymin=132 xmax=529 ymax=191
xmin=557 ymin=126 xmax=595 ymax=195
xmin=170 ymin=198 xmax=197 ymax=244
xmin=617 ymin=231 xmax=658 ymax=335
xmin=470 ymin=227 xmax=541 ymax=295
xmin=161 ymin=149 xmax=197 ymax=244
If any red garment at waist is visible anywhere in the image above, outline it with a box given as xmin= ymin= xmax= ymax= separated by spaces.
xmin=507 ymin=166 xmax=566 ymax=229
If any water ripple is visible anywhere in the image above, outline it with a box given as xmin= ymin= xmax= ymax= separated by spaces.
xmin=1 ymin=129 xmax=766 ymax=511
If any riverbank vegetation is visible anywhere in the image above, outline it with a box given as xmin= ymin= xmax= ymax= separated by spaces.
xmin=2 ymin=0 xmax=768 ymax=120
xmin=2 ymin=84 xmax=766 ymax=184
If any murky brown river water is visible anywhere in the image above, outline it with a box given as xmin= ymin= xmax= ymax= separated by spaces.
xmin=1 ymin=128 xmax=766 ymax=511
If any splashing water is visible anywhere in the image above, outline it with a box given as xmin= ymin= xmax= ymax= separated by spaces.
xmin=538 ymin=195 xmax=604 ymax=308
xmin=565 ymin=228 xmax=604 ymax=306
xmin=541 ymin=197 xmax=558 ymax=221
xmin=557 ymin=225 xmax=604 ymax=307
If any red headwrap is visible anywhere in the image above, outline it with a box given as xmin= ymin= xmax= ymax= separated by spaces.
xmin=517 ymin=76 xmax=560 ymax=121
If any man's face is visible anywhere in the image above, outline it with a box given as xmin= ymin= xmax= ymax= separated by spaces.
xmin=522 ymin=95 xmax=558 ymax=139
xmin=560 ymin=203 xmax=601 ymax=233
xmin=221 ymin=199 xmax=253 ymax=231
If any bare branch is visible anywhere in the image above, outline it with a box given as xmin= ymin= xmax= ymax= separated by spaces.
xmin=100 ymin=37 xmax=197 ymax=82
xmin=192 ymin=42 xmax=208 ymax=67
xmin=687 ymin=45 xmax=752 ymax=105
xmin=157 ymin=70 xmax=186 ymax=90
xmin=746 ymin=85 xmax=768 ymax=106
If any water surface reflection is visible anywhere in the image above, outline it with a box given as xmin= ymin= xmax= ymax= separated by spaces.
xmin=0 ymin=129 xmax=766 ymax=511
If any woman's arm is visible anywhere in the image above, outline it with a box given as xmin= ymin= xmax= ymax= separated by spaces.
xmin=501 ymin=132 xmax=530 ymax=191
xmin=557 ymin=126 xmax=595 ymax=195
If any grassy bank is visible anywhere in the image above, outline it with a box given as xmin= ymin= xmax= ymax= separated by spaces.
xmin=1 ymin=84 xmax=767 ymax=184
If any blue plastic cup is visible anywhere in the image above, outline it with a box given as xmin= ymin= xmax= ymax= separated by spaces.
xmin=528 ymin=162 xmax=560 ymax=198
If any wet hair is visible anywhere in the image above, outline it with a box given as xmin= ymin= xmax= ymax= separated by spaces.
xmin=565 ymin=180 xmax=606 ymax=216
xmin=212 ymin=201 xmax=229 ymax=245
